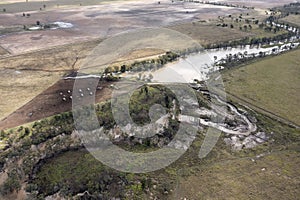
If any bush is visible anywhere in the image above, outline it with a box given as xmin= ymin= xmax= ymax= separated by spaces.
xmin=1 ymin=169 xmax=21 ymax=195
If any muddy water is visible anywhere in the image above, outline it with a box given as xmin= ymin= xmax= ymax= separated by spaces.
xmin=152 ymin=41 xmax=299 ymax=82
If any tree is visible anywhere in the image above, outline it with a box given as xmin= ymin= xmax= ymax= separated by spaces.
xmin=23 ymin=127 xmax=30 ymax=136
xmin=3 ymin=8 xmax=6 ymax=12
xmin=0 ymin=130 xmax=6 ymax=139
xmin=36 ymin=21 xmax=40 ymax=26
xmin=120 ymin=65 xmax=126 ymax=73
xmin=113 ymin=66 xmax=119 ymax=73
xmin=165 ymin=96 xmax=170 ymax=108
xmin=104 ymin=66 xmax=112 ymax=74
xmin=148 ymin=73 xmax=153 ymax=81
xmin=144 ymin=86 xmax=149 ymax=96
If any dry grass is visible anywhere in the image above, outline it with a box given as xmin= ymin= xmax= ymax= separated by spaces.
xmin=0 ymin=39 xmax=100 ymax=121
xmin=169 ymin=10 xmax=288 ymax=46
xmin=0 ymin=46 xmax=8 ymax=55
xmin=223 ymin=49 xmax=300 ymax=125
xmin=279 ymin=14 xmax=300 ymax=27
xmin=169 ymin=22 xmax=251 ymax=46
xmin=115 ymin=48 xmax=165 ymax=64
xmin=172 ymin=150 xmax=300 ymax=200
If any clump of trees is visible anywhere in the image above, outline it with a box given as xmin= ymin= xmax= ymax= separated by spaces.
xmin=215 ymin=41 xmax=298 ymax=69
xmin=104 ymin=51 xmax=179 ymax=75
xmin=0 ymin=168 xmax=21 ymax=195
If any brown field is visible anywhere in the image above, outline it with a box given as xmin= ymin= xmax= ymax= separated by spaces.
xmin=217 ymin=0 xmax=295 ymax=9
xmin=169 ymin=9 xmax=288 ymax=46
xmin=0 ymin=0 xmax=294 ymax=128
xmin=0 ymin=39 xmax=99 ymax=122
xmin=0 ymin=0 xmax=248 ymax=55
xmin=169 ymin=22 xmax=252 ymax=46
xmin=0 ymin=41 xmax=166 ymax=124
xmin=0 ymin=46 xmax=8 ymax=55
xmin=0 ymin=79 xmax=112 ymax=130
xmin=279 ymin=14 xmax=300 ymax=27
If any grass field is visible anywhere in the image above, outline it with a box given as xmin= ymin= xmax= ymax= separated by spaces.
xmin=173 ymin=150 xmax=300 ymax=199
xmin=0 ymin=39 xmax=100 ymax=121
xmin=223 ymin=48 xmax=300 ymax=125
xmin=279 ymin=14 xmax=300 ymax=27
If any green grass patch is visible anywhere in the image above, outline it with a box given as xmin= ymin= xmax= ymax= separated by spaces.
xmin=223 ymin=48 xmax=300 ymax=125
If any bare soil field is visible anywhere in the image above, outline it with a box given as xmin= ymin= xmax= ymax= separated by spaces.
xmin=217 ymin=0 xmax=295 ymax=9
xmin=0 ymin=0 xmax=293 ymax=13
xmin=0 ymin=78 xmax=112 ymax=130
xmin=0 ymin=39 xmax=99 ymax=122
xmin=0 ymin=0 xmax=248 ymax=55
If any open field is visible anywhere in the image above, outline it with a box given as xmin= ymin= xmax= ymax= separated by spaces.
xmin=169 ymin=22 xmax=252 ymax=46
xmin=169 ymin=9 xmax=288 ymax=46
xmin=222 ymin=10 xmax=288 ymax=38
xmin=173 ymin=150 xmax=300 ymax=199
xmin=0 ymin=39 xmax=99 ymax=122
xmin=216 ymin=0 xmax=295 ymax=9
xmin=0 ymin=37 xmax=185 ymax=126
xmin=0 ymin=79 xmax=112 ymax=130
xmin=0 ymin=0 xmax=249 ymax=55
xmin=279 ymin=14 xmax=300 ymax=28
xmin=223 ymin=48 xmax=300 ymax=126
xmin=0 ymin=46 xmax=8 ymax=56
xmin=0 ymin=0 xmax=294 ymax=12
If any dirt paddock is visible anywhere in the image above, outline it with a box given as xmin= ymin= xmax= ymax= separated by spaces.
xmin=0 ymin=78 xmax=113 ymax=130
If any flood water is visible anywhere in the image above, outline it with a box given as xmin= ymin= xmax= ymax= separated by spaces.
xmin=152 ymin=40 xmax=299 ymax=83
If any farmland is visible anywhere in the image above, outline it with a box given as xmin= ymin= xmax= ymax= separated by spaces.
xmin=169 ymin=9 xmax=290 ymax=47
xmin=280 ymin=14 xmax=300 ymax=27
xmin=223 ymin=48 xmax=300 ymax=126
xmin=0 ymin=0 xmax=294 ymax=124
xmin=0 ymin=39 xmax=99 ymax=122
xmin=0 ymin=46 xmax=8 ymax=56
xmin=0 ymin=0 xmax=299 ymax=199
